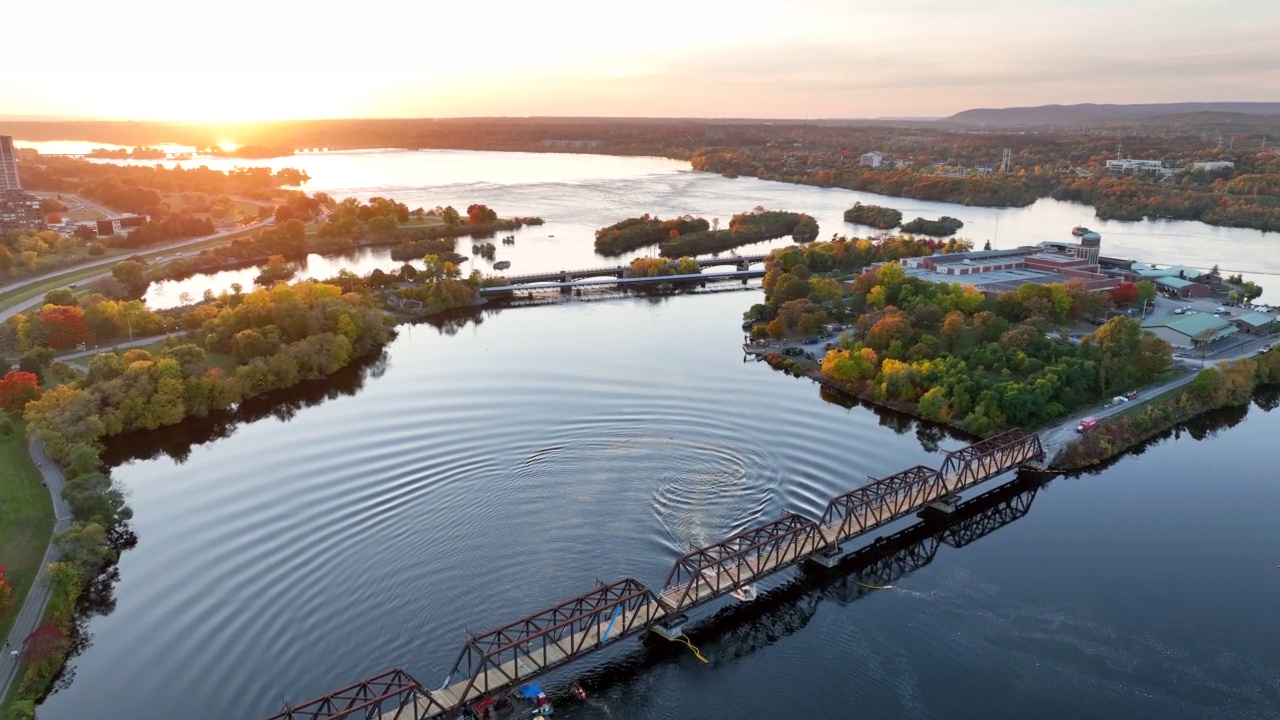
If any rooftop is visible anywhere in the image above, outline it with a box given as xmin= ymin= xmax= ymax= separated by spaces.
xmin=1155 ymin=276 xmax=1195 ymax=289
xmin=1235 ymin=311 xmax=1274 ymax=327
xmin=1143 ymin=313 xmax=1231 ymax=337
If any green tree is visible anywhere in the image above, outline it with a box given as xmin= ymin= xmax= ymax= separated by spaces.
xmin=111 ymin=260 xmax=147 ymax=294
xmin=1135 ymin=280 xmax=1157 ymax=309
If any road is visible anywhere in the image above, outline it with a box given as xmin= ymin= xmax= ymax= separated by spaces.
xmin=0 ymin=442 xmax=73 ymax=704
xmin=0 ymin=215 xmax=272 ymax=296
xmin=0 ymin=217 xmax=273 ymax=324
xmin=1036 ymin=335 xmax=1276 ymax=465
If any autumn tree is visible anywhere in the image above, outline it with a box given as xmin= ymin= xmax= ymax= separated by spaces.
xmin=37 ymin=305 xmax=91 ymax=350
xmin=1109 ymin=282 xmax=1138 ymax=307
xmin=20 ymin=623 xmax=69 ymax=667
xmin=0 ymin=371 xmax=42 ymax=413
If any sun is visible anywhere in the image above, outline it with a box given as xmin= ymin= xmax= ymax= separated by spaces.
xmin=217 ymin=141 xmax=241 ymax=152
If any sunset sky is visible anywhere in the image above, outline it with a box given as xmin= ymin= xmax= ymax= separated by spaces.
xmin=4 ymin=0 xmax=1278 ymax=121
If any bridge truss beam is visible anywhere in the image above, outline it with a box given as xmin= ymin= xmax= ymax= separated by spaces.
xmin=259 ymin=668 xmax=442 ymax=720
xmin=661 ymin=512 xmax=823 ymax=611
xmin=445 ymin=577 xmax=662 ymax=704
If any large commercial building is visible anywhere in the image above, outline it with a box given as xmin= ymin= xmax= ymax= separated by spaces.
xmin=869 ymin=232 xmax=1119 ymax=296
xmin=0 ymin=135 xmax=21 ymax=190
xmin=1141 ymin=313 xmax=1236 ymax=348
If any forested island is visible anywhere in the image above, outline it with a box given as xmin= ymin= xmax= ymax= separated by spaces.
xmin=842 ymin=203 xmax=902 ymax=229
xmin=142 ymin=199 xmax=538 ymax=290
xmin=899 ymin=216 xmax=964 ymax=236
xmin=594 ymin=215 xmax=711 ymax=255
xmin=658 ymin=209 xmax=816 ymax=257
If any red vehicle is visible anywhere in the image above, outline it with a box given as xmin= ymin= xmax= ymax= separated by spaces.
xmin=1077 ymin=417 xmax=1098 ymax=433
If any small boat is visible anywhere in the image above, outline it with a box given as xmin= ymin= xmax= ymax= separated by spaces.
xmin=548 ymin=234 xmax=555 ymax=237
xmin=493 ymin=260 xmax=511 ymax=270
xmin=1072 ymin=226 xmax=1089 ymax=237
xmin=731 ymin=585 xmax=758 ymax=602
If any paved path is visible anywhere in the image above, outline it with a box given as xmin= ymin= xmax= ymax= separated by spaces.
xmin=0 ymin=441 xmax=73 ymax=704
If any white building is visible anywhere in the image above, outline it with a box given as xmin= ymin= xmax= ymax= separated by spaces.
xmin=1106 ymin=158 xmax=1175 ymax=178
xmin=1192 ymin=160 xmax=1235 ymax=172
xmin=859 ymin=151 xmax=884 ymax=168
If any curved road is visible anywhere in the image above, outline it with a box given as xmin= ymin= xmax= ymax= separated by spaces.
xmin=0 ymin=441 xmax=72 ymax=701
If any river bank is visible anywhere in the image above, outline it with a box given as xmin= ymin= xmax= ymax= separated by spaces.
xmin=756 ymin=344 xmax=1280 ymax=472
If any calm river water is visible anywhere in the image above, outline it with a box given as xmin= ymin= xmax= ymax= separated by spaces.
xmin=18 ymin=147 xmax=1280 ymax=719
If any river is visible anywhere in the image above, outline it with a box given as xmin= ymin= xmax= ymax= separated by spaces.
xmin=16 ymin=147 xmax=1280 ymax=719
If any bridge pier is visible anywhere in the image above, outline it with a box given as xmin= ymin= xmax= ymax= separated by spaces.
xmin=921 ymin=494 xmax=961 ymax=517
xmin=807 ymin=546 xmax=843 ymax=568
xmin=650 ymin=614 xmax=688 ymax=641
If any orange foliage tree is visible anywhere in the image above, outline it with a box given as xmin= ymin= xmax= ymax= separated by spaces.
xmin=39 ymin=305 xmax=90 ymax=350
xmin=0 ymin=371 xmax=42 ymax=413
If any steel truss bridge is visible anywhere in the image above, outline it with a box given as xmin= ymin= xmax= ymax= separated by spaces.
xmin=259 ymin=429 xmax=1044 ymax=720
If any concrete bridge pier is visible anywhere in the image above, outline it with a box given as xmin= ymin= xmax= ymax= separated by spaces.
xmin=921 ymin=494 xmax=961 ymax=516
xmin=650 ymin=614 xmax=689 ymax=641
xmin=808 ymin=546 xmax=843 ymax=568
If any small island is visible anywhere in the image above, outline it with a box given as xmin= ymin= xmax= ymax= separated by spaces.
xmin=900 ymin=216 xmax=964 ymax=236
xmin=842 ymin=203 xmax=903 ymax=230
xmin=658 ymin=208 xmax=817 ymax=257
xmin=594 ymin=215 xmax=711 ymax=255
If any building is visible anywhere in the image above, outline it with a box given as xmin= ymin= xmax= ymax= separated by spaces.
xmin=0 ymin=189 xmax=42 ymax=232
xmin=1154 ymin=275 xmax=1211 ymax=298
xmin=1192 ymin=160 xmax=1235 ymax=172
xmin=94 ymin=215 xmax=148 ymax=236
xmin=1141 ymin=314 xmax=1236 ymax=348
xmin=1231 ymin=311 xmax=1275 ymax=335
xmin=859 ymin=152 xmax=884 ymax=168
xmin=0 ymin=136 xmax=20 ymax=190
xmin=869 ymin=233 xmax=1120 ymax=296
xmin=1106 ymin=158 xmax=1173 ymax=177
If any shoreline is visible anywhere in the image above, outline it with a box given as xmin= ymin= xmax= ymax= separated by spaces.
xmin=753 ymin=350 xmax=1273 ymax=471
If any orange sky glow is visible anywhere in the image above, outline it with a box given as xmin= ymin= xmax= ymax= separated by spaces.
xmin=3 ymin=0 xmax=1278 ymax=122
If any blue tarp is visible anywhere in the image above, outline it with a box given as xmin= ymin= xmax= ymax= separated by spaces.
xmin=519 ymin=684 xmax=544 ymax=699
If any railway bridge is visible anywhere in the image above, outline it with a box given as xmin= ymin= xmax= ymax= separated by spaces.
xmin=493 ymin=253 xmax=769 ymax=286
xmin=259 ymin=429 xmax=1044 ymax=720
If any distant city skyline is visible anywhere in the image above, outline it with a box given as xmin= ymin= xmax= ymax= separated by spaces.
xmin=3 ymin=0 xmax=1278 ymax=123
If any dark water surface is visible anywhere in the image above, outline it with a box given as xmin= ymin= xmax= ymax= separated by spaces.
xmin=16 ymin=149 xmax=1279 ymax=719
xmin=37 ymin=289 xmax=1280 ymax=720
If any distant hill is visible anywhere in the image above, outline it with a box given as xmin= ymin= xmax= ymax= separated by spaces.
xmin=947 ymin=103 xmax=1280 ymax=126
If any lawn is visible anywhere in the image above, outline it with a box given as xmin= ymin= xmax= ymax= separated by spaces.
xmin=0 ymin=418 xmax=54 ymax=652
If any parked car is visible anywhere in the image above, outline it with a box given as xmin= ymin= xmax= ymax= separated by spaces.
xmin=1173 ymin=307 xmax=1186 ymax=315
xmin=1215 ymin=307 xmax=1230 ymax=314
xmin=1077 ymin=417 xmax=1098 ymax=433
xmin=1262 ymin=344 xmax=1273 ymax=354
xmin=1111 ymin=396 xmax=1130 ymax=406
xmin=1125 ymin=390 xmax=1138 ymax=400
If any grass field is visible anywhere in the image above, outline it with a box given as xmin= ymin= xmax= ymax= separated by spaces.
xmin=0 ymin=419 xmax=53 ymax=650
